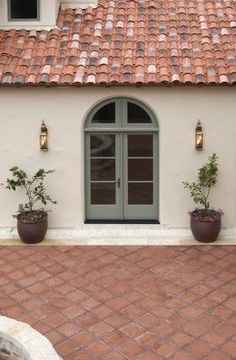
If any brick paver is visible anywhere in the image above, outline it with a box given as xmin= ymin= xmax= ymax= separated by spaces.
xmin=0 ymin=245 xmax=235 ymax=359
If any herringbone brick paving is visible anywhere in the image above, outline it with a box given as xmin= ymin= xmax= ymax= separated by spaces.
xmin=0 ymin=245 xmax=235 ymax=359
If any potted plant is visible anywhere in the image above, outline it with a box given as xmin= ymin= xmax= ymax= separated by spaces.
xmin=1 ymin=167 xmax=56 ymax=244
xmin=183 ymin=153 xmax=223 ymax=243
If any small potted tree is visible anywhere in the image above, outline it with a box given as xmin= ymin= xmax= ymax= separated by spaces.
xmin=183 ymin=153 xmax=223 ymax=243
xmin=1 ymin=167 xmax=56 ymax=244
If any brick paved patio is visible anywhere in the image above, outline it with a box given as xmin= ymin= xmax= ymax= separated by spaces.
xmin=0 ymin=245 xmax=235 ymax=360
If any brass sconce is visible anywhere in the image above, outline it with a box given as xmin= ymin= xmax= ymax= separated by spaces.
xmin=195 ymin=120 xmax=203 ymax=150
xmin=40 ymin=121 xmax=48 ymax=151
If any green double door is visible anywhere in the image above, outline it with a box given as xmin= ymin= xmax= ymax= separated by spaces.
xmin=85 ymin=132 xmax=158 ymax=220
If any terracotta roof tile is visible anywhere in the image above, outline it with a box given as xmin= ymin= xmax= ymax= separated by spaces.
xmin=0 ymin=0 xmax=236 ymax=86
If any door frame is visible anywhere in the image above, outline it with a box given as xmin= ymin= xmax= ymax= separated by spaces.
xmin=84 ymin=97 xmax=159 ymax=222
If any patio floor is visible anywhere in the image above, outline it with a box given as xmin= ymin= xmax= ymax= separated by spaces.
xmin=0 ymin=245 xmax=235 ymax=360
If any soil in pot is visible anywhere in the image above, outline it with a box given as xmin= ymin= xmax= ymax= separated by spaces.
xmin=190 ymin=209 xmax=222 ymax=243
xmin=17 ymin=210 xmax=48 ymax=244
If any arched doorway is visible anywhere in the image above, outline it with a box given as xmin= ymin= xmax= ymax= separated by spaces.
xmin=84 ymin=98 xmax=159 ymax=221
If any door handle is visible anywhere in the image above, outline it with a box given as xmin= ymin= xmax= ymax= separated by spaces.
xmin=117 ymin=178 xmax=120 ymax=188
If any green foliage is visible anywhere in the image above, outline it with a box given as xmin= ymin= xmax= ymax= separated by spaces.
xmin=1 ymin=166 xmax=57 ymax=213
xmin=183 ymin=153 xmax=219 ymax=210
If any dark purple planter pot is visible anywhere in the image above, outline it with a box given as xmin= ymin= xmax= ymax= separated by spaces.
xmin=17 ymin=214 xmax=48 ymax=244
xmin=190 ymin=215 xmax=221 ymax=243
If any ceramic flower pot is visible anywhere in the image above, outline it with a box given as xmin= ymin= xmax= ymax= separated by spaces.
xmin=190 ymin=211 xmax=222 ymax=243
xmin=17 ymin=211 xmax=48 ymax=244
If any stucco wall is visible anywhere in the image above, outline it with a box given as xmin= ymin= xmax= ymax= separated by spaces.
xmin=0 ymin=0 xmax=99 ymax=30
xmin=0 ymin=0 xmax=60 ymax=30
xmin=0 ymin=86 xmax=235 ymax=229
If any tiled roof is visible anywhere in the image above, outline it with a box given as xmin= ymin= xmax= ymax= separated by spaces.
xmin=0 ymin=0 xmax=236 ymax=86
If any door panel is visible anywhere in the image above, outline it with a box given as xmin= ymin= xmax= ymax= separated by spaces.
xmin=124 ymin=134 xmax=158 ymax=219
xmin=85 ymin=98 xmax=159 ymax=221
xmin=86 ymin=132 xmax=158 ymax=220
xmin=86 ymin=133 xmax=121 ymax=219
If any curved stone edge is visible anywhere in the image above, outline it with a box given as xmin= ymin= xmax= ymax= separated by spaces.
xmin=0 ymin=316 xmax=62 ymax=360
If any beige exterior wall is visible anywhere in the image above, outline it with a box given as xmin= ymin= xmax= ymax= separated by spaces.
xmin=0 ymin=0 xmax=60 ymax=30
xmin=0 ymin=86 xmax=235 ymax=230
xmin=0 ymin=0 xmax=97 ymax=30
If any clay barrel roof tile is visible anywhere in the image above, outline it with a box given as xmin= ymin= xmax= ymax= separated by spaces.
xmin=0 ymin=0 xmax=236 ymax=86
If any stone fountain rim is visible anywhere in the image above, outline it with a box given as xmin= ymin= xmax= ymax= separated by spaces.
xmin=0 ymin=316 xmax=62 ymax=360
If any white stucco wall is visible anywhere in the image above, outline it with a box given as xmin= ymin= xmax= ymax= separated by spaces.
xmin=0 ymin=86 xmax=235 ymax=230
xmin=0 ymin=0 xmax=61 ymax=30
xmin=0 ymin=0 xmax=99 ymax=30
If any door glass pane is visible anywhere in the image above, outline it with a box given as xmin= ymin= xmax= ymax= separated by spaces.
xmin=92 ymin=103 xmax=115 ymax=123
xmin=128 ymin=183 xmax=153 ymax=204
xmin=91 ymin=159 xmax=115 ymax=181
xmin=128 ymin=135 xmax=153 ymax=157
xmin=90 ymin=134 xmax=115 ymax=157
xmin=128 ymin=102 xmax=151 ymax=123
xmin=91 ymin=183 xmax=115 ymax=204
xmin=128 ymin=159 xmax=153 ymax=181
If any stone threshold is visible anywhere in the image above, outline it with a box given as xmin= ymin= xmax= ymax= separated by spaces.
xmin=0 ymin=226 xmax=235 ymax=245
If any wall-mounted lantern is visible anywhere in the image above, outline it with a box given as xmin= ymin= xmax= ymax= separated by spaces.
xmin=195 ymin=120 xmax=203 ymax=150
xmin=40 ymin=121 xmax=48 ymax=151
